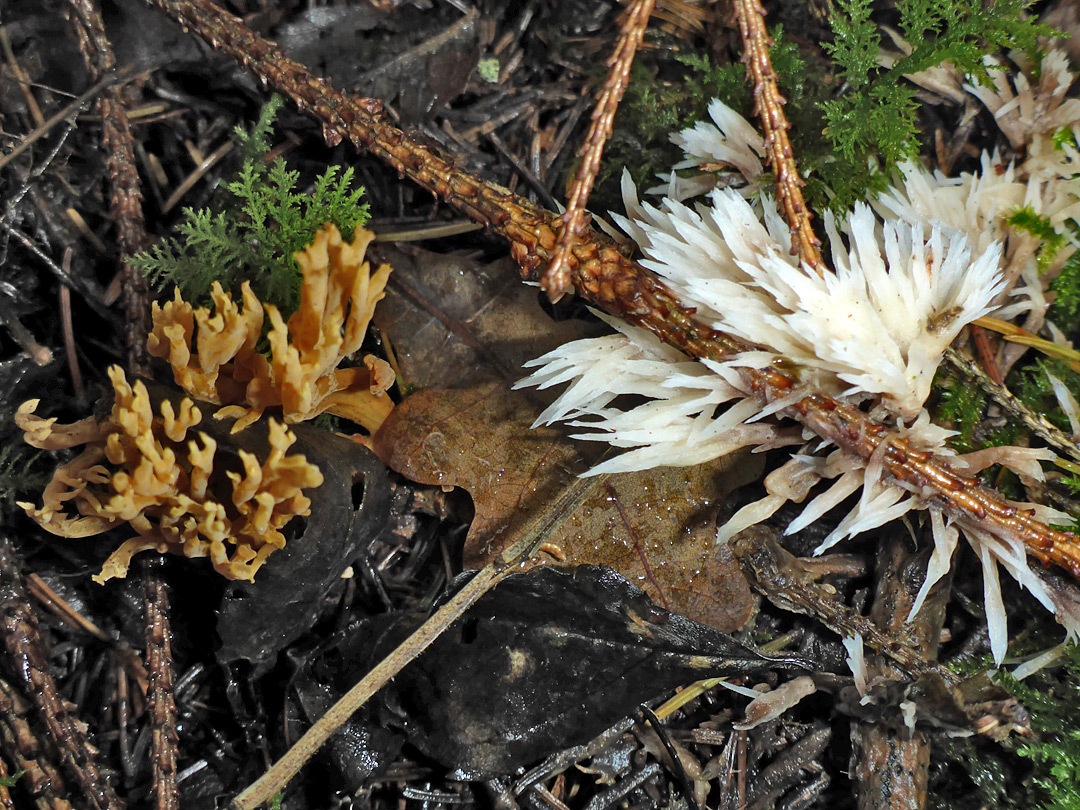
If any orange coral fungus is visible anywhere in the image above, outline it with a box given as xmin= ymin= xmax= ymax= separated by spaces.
xmin=16 ymin=366 xmax=323 ymax=582
xmin=148 ymin=223 xmax=394 ymax=434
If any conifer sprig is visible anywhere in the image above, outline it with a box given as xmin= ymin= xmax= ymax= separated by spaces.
xmin=821 ymin=0 xmax=1054 ymax=207
xmin=132 ymin=96 xmax=370 ymax=312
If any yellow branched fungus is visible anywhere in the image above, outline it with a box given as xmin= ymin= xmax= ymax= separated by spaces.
xmin=148 ymin=223 xmax=394 ymax=434
xmin=17 ymin=366 xmax=323 ymax=582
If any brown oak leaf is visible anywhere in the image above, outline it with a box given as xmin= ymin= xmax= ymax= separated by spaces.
xmin=373 ymin=381 xmax=759 ymax=632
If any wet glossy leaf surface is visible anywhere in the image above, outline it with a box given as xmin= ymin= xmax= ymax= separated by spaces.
xmin=301 ymin=565 xmax=807 ymax=780
xmin=214 ymin=421 xmax=391 ymax=673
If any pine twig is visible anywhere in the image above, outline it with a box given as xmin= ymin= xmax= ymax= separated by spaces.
xmin=66 ymin=8 xmax=179 ymax=808
xmin=0 ymin=535 xmax=124 ymax=810
xmin=140 ymin=0 xmax=1080 ymax=585
xmin=732 ymin=0 xmax=826 ymax=276
xmin=66 ymin=0 xmax=152 ymax=377
xmin=945 ymin=346 xmax=1080 ymax=462
xmin=541 ymin=0 xmax=656 ymax=302
xmin=732 ymin=527 xmax=956 ymax=684
xmin=0 ymin=677 xmax=76 ymax=810
xmin=143 ymin=572 xmax=178 ymax=810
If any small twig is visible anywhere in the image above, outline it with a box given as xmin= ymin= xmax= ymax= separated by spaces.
xmin=0 ymin=535 xmax=124 ymax=810
xmin=732 ymin=0 xmax=825 ymax=275
xmin=0 ymin=26 xmax=45 ymax=127
xmin=639 ymin=705 xmax=701 ymax=810
xmin=970 ymin=324 xmax=1004 ymax=386
xmin=160 ymin=139 xmax=233 ymax=213
xmin=487 ymin=132 xmax=559 ymax=211
xmin=0 ymin=676 xmax=74 ymax=810
xmin=0 ymin=70 xmax=135 ymax=173
xmin=58 ymin=248 xmax=85 ymax=399
xmin=0 ymin=308 xmax=52 ymax=367
xmin=67 ymin=0 xmax=152 ymax=376
xmin=0 ymin=199 xmax=112 ymax=311
xmin=115 ymin=661 xmax=134 ymax=785
xmin=143 ymin=572 xmax=179 ymax=810
xmin=731 ymin=527 xmax=958 ymax=685
xmin=945 ymin=346 xmax=1080 ymax=462
xmin=541 ymin=0 xmax=656 ymax=301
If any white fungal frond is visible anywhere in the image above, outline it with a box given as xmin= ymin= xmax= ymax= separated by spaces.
xmin=651 ymin=98 xmax=767 ymax=201
xmin=965 ymin=51 xmax=1080 ymax=155
xmin=616 ymin=174 xmax=1005 ymax=419
xmin=520 ymin=71 xmax=1080 ymax=662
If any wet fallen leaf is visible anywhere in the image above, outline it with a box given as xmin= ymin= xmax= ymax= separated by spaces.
xmin=215 ymin=420 xmax=391 ymax=673
xmin=373 ymin=381 xmax=759 ymax=632
xmin=302 ymin=565 xmax=807 ymax=780
xmin=372 ymin=244 xmax=601 ymax=388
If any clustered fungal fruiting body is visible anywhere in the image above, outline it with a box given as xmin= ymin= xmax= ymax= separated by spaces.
xmin=149 ymin=223 xmax=394 ymax=434
xmin=16 ymin=368 xmax=322 ymax=582
xmin=18 ymin=223 xmax=392 ymax=581
xmin=519 ymin=48 xmax=1080 ymax=664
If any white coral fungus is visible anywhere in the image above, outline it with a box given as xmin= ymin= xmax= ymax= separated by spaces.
xmin=520 ymin=85 xmax=1080 ymax=663
xmin=526 ymin=167 xmax=1003 ymax=431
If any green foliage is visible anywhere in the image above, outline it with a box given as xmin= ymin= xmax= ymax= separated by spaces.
xmin=132 ymin=96 xmax=370 ymax=313
xmin=819 ymin=0 xmax=1054 ymax=209
xmin=1049 ymin=249 xmax=1080 ymax=325
xmin=998 ymin=645 xmax=1080 ymax=810
xmin=0 ymin=769 xmax=25 ymax=788
xmin=933 ymin=368 xmax=986 ymax=453
xmin=1008 ymin=207 xmax=1068 ymax=272
xmin=596 ymin=31 xmax=808 ymax=212
xmin=1052 ymin=127 xmax=1078 ymax=151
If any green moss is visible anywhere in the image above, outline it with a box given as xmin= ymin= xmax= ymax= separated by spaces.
xmin=1050 ymin=249 xmax=1080 ymax=326
xmin=1008 ymin=207 xmax=1068 ymax=273
xmin=596 ymin=29 xmax=822 ymax=211
xmin=998 ymin=645 xmax=1080 ymax=810
xmin=819 ymin=0 xmax=1054 ymax=209
xmin=933 ymin=368 xmax=987 ymax=453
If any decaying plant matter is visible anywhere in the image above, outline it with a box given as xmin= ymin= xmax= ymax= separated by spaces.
xmin=140 ymin=0 xmax=1080 ymax=601
xmin=7 ymin=0 xmax=1080 ymax=807
xmin=542 ymin=0 xmax=657 ymax=301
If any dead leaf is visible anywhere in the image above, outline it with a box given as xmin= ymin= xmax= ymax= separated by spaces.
xmin=373 ymin=381 xmax=760 ymax=632
xmin=372 ymin=244 xmax=601 ymax=388
xmin=304 ymin=565 xmax=806 ymax=780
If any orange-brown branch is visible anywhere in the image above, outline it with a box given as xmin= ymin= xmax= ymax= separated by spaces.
xmin=732 ymin=0 xmax=825 ymax=275
xmin=542 ymin=0 xmax=656 ymax=301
